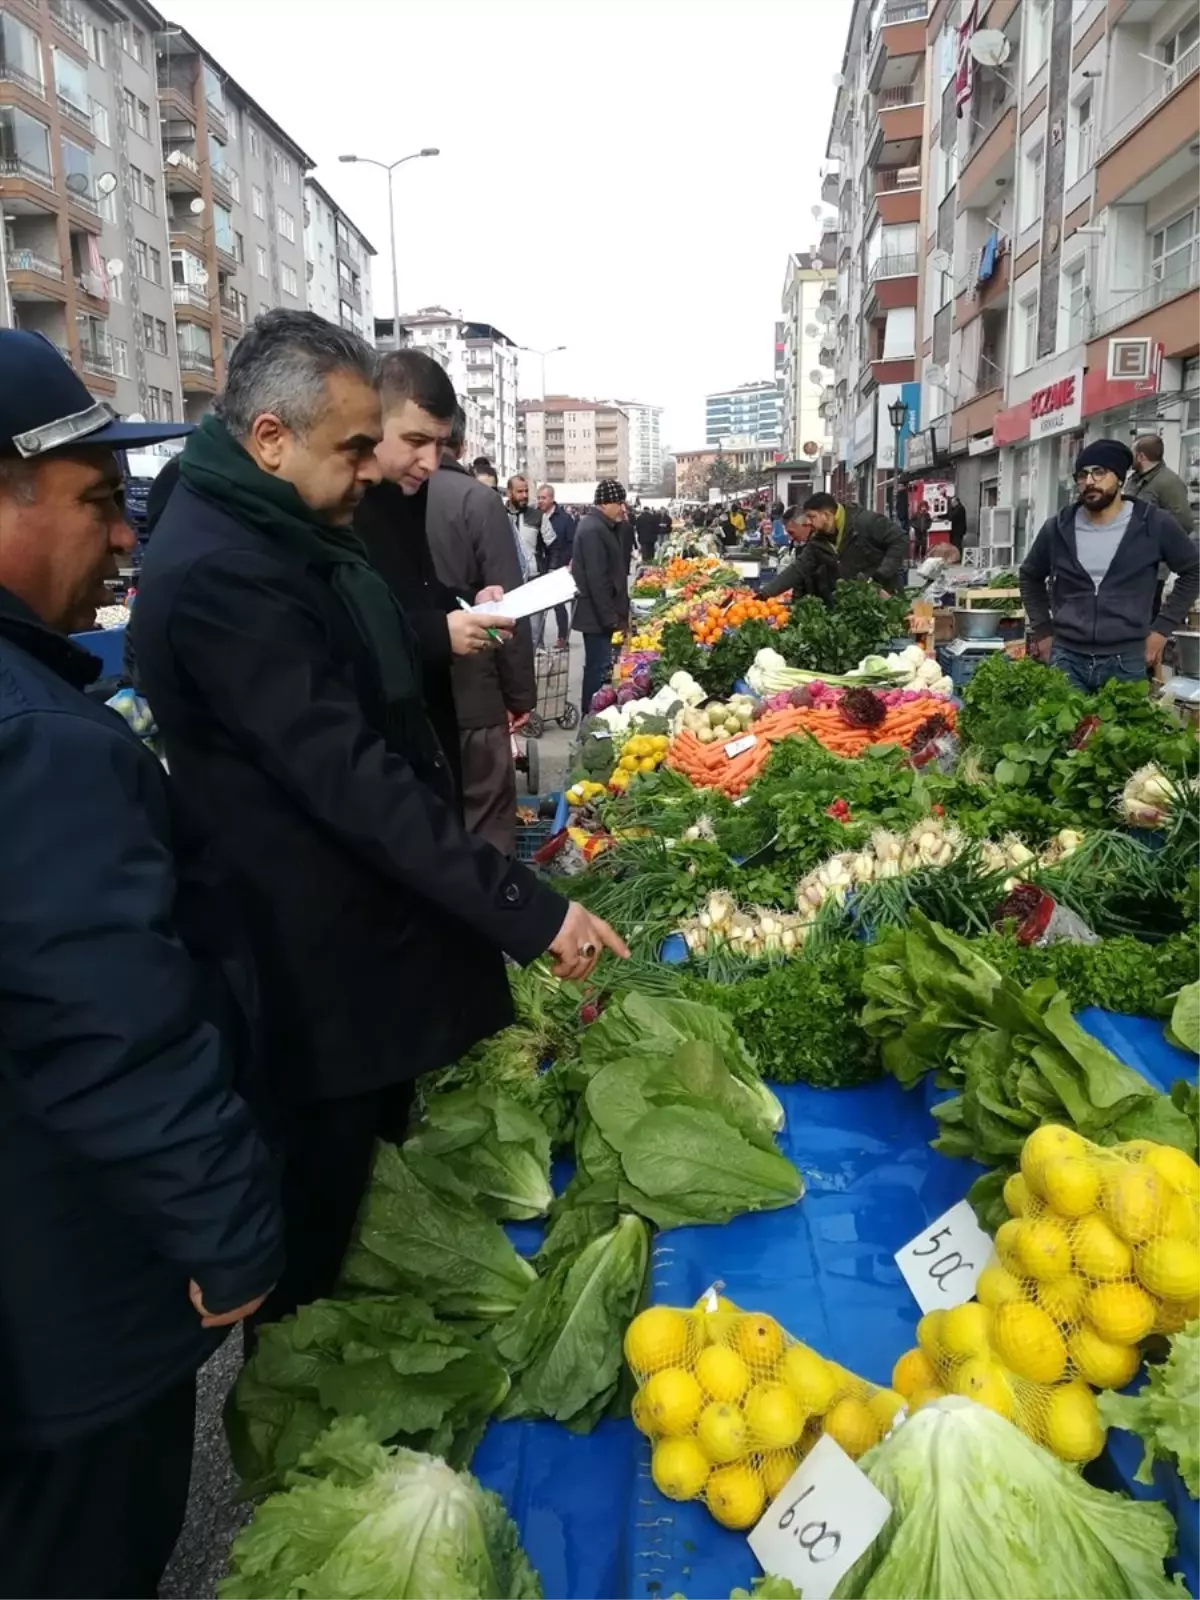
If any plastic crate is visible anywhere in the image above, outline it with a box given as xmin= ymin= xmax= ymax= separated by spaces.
xmin=515 ymin=792 xmax=567 ymax=863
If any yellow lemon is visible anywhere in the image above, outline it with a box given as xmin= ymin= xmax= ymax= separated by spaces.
xmin=1021 ymin=1125 xmax=1085 ymax=1196
xmin=908 ymin=1384 xmax=947 ymax=1411
xmin=825 ymin=1362 xmax=872 ymax=1404
xmin=691 ymin=1293 xmax=740 ymax=1347
xmin=631 ymin=1390 xmax=653 ymax=1437
xmin=891 ymin=1347 xmax=938 ymax=1399
xmin=977 ymin=1262 xmax=1025 ymax=1309
xmin=732 ymin=1313 xmax=786 ymax=1369
xmin=1004 ymin=1171 xmax=1032 ymax=1217
xmin=759 ymin=1450 xmax=799 ymax=1501
xmin=1036 ymin=1273 xmax=1088 ymax=1327
xmin=1103 ymin=1166 xmax=1169 ymax=1245
xmin=706 ymin=1463 xmax=766 ymax=1530
xmin=1164 ymin=1191 xmax=1200 ymax=1242
xmin=625 ymin=1307 xmax=694 ymax=1374
xmin=1086 ymin=1281 xmax=1155 ymax=1345
xmin=990 ymin=1301 xmax=1067 ymax=1384
xmin=822 ymin=1396 xmax=880 ymax=1460
xmin=1041 ymin=1155 xmax=1101 ymax=1218
xmin=1071 ymin=1213 xmax=1134 ymax=1281
xmin=1136 ymin=1237 xmax=1200 ymax=1302
xmin=867 ymin=1388 xmax=905 ymax=1431
xmin=1014 ymin=1217 xmax=1073 ymax=1282
xmin=1153 ymin=1296 xmax=1197 ymax=1335
xmin=642 ymin=1368 xmax=703 ymax=1437
xmin=940 ymin=1302 xmax=993 ymax=1360
xmin=1067 ymin=1324 xmax=1141 ymax=1389
xmin=1139 ymin=1143 xmax=1200 ymax=1198
xmin=994 ymin=1219 xmax=1024 ymax=1270
xmin=697 ymin=1401 xmax=748 ymax=1463
xmin=695 ymin=1344 xmax=750 ymax=1404
xmin=952 ymin=1356 xmax=1014 ymax=1419
xmin=778 ymin=1344 xmax=837 ymax=1414
xmin=1044 ymin=1382 xmax=1105 ymax=1463
xmin=651 ymin=1437 xmax=710 ymax=1501
xmin=916 ymin=1310 xmax=946 ymax=1360
xmin=743 ymin=1382 xmax=805 ymax=1450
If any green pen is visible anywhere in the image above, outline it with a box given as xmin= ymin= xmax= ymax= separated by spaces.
xmin=457 ymin=594 xmax=502 ymax=644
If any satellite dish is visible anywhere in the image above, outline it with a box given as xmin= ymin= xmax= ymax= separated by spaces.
xmin=194 ymin=267 xmax=209 ymax=288
xmin=969 ymin=28 xmax=1012 ymax=67
xmin=808 ymin=369 xmax=825 ymax=386
xmin=929 ymin=248 xmax=951 ymax=274
xmin=189 ymin=197 xmax=206 ymax=214
xmin=811 ymin=204 xmax=823 ymax=221
xmin=96 ymin=170 xmax=118 ymax=196
xmin=804 ymin=323 xmax=820 ymax=337
xmin=926 ymin=366 xmax=948 ymax=390
xmin=815 ymin=305 xmax=833 ymax=325
xmin=106 ymin=258 xmax=124 ymax=276
xmin=166 ymin=150 xmax=182 ymax=167
xmin=128 ymin=412 xmax=146 ymax=423
xmin=65 ymin=172 xmax=89 ymax=196
xmin=832 ymin=71 xmax=845 ymax=87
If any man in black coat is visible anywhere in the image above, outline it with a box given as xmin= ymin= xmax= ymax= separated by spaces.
xmin=759 ymin=505 xmax=840 ymax=604
xmin=574 ymin=479 xmax=631 ymax=711
xmin=131 ymin=312 xmax=626 ymax=1325
xmin=0 ymin=331 xmax=282 ymax=1599
xmin=534 ymin=481 xmax=576 ymax=647
xmin=799 ymin=491 xmax=909 ymax=592
xmin=635 ymin=503 xmax=659 ymax=564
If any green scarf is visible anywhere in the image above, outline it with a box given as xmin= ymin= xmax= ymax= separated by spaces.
xmin=179 ymin=415 xmax=439 ymax=767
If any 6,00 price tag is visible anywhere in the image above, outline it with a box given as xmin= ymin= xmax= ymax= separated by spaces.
xmin=724 ymin=734 xmax=757 ymax=760
xmin=894 ymin=1197 xmax=992 ymax=1314
xmin=748 ymin=1435 xmax=891 ymax=1600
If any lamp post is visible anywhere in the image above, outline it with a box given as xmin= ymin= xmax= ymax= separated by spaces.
xmin=887 ymin=396 xmax=910 ymax=520
xmin=518 ymin=343 xmax=566 ymax=399
xmin=338 ymin=148 xmax=439 ymax=348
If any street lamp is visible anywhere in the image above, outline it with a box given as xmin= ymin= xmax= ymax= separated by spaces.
xmin=338 ymin=148 xmax=440 ymax=348
xmin=887 ymin=396 xmax=910 ymax=520
xmin=518 ymin=343 xmax=566 ymax=399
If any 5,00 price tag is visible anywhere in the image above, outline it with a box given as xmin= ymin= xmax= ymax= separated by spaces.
xmin=748 ymin=1435 xmax=891 ymax=1600
xmin=894 ymin=1197 xmax=992 ymax=1314
xmin=724 ymin=734 xmax=757 ymax=759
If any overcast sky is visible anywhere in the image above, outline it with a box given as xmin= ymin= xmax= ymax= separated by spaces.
xmin=168 ymin=0 xmax=851 ymax=451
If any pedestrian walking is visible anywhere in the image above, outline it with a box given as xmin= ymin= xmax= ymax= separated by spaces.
xmin=574 ymin=479 xmax=630 ymax=712
xmin=535 ymin=481 xmax=576 ymax=647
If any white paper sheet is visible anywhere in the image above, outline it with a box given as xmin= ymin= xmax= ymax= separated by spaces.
xmin=471 ymin=568 xmax=578 ymax=621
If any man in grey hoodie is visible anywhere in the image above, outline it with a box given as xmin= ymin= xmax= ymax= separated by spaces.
xmin=1020 ymin=438 xmax=1199 ymax=694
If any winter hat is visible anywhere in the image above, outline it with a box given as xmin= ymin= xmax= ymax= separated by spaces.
xmin=1074 ymin=439 xmax=1133 ymax=480
xmin=595 ymin=479 xmax=626 ymax=506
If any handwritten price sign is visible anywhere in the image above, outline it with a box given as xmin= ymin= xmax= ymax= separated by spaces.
xmin=749 ymin=1436 xmax=891 ymax=1600
xmin=894 ymin=1198 xmax=992 ymax=1314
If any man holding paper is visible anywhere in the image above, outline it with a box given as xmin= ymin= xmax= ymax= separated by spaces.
xmin=574 ymin=480 xmax=631 ymax=713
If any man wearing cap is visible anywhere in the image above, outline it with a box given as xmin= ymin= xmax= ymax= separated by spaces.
xmin=1020 ymin=438 xmax=1200 ymax=693
xmin=0 ymin=330 xmax=283 ymax=1598
xmin=573 ymin=479 xmax=631 ymax=712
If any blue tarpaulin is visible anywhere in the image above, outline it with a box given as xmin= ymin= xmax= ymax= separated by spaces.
xmin=472 ymin=1013 xmax=1198 ymax=1600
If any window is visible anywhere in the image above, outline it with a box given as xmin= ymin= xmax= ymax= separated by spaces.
xmin=116 ymin=19 xmax=145 ymax=65
xmin=277 ymin=205 xmax=295 ymax=242
xmin=1019 ymin=291 xmax=1039 ymax=369
xmin=213 ymin=203 xmax=235 ymax=257
xmin=232 ymin=229 xmax=244 ymax=263
xmin=1067 ymin=93 xmax=1093 ymax=185
xmin=1061 ymin=257 xmax=1088 ymax=345
xmin=148 ymin=244 xmax=162 ymax=284
xmin=226 ymin=105 xmax=238 ymax=143
xmin=134 ymin=238 xmax=149 ymax=278
xmin=85 ymin=21 xmax=107 ymax=66
xmin=272 ymin=149 xmax=293 ymax=186
xmin=154 ymin=317 xmax=168 ymax=355
xmin=107 ymin=263 xmax=123 ymax=301
xmin=53 ymin=49 xmax=89 ymax=116
xmin=90 ymin=98 xmax=109 ymax=146
xmin=1020 ymin=140 xmax=1044 ymax=231
xmin=129 ymin=164 xmax=144 ymax=206
xmin=120 ymin=88 xmax=149 ymax=138
xmin=249 ymin=123 xmax=261 ymax=157
xmin=0 ymin=105 xmax=51 ymax=175
xmin=162 ymin=389 xmax=175 ymax=421
xmin=227 ymin=168 xmax=240 ymax=202
xmin=256 ymin=244 xmax=268 ymax=278
xmin=140 ymin=310 xmax=154 ymax=349
xmin=1163 ymin=14 xmax=1200 ymax=85
xmin=1151 ymin=208 xmax=1199 ymax=296
xmin=142 ymin=172 xmax=156 ymax=214
xmin=60 ymin=137 xmax=94 ymax=201
xmin=252 ymin=184 xmax=265 ymax=219
xmin=1025 ymin=0 xmax=1050 ymax=80
xmin=100 ymin=184 xmax=117 ymax=224
xmin=202 ymin=62 xmax=224 ymax=114
xmin=146 ymin=385 xmax=162 ymax=420
xmin=112 ymin=337 xmax=129 ymax=378
xmin=282 ymin=262 xmax=298 ymax=297
xmin=0 ymin=12 xmax=43 ymax=88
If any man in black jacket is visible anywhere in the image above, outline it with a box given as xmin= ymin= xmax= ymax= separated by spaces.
xmin=799 ymin=491 xmax=908 ymax=592
xmin=1020 ymin=438 xmax=1200 ymax=692
xmin=535 ymin=481 xmax=576 ymax=647
xmin=132 ymin=312 xmax=625 ymax=1325
xmin=0 ymin=330 xmax=282 ymax=1599
xmin=574 ymin=479 xmax=630 ymax=711
xmin=635 ymin=502 xmax=659 ymax=564
xmin=759 ymin=505 xmax=840 ymax=603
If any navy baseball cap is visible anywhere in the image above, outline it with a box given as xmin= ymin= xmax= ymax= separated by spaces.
xmin=0 ymin=328 xmax=192 ymax=459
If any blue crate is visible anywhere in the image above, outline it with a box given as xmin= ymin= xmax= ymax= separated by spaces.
xmin=515 ymin=792 xmax=567 ymax=863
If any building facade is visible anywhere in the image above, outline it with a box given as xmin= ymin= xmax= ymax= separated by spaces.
xmin=303 ymin=175 xmax=373 ymax=339
xmin=674 ymin=438 xmax=780 ymax=500
xmin=606 ymin=398 xmax=663 ymax=490
xmin=520 ymin=395 xmax=630 ymax=488
xmin=779 ymin=249 xmax=837 ymax=464
xmin=705 ymin=380 xmax=783 ymax=447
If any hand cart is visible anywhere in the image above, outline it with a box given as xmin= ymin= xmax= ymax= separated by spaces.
xmin=526 ymin=643 xmax=579 ymax=738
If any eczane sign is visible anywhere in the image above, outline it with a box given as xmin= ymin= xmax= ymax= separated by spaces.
xmin=1029 ymin=366 xmax=1084 ymax=440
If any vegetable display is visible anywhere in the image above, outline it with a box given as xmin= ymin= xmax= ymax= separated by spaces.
xmin=1099 ymin=1321 xmax=1199 ymax=1497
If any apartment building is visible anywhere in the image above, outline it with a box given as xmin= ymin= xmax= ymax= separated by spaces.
xmin=779 ymin=249 xmax=837 ymax=463
xmin=674 ymin=439 xmax=780 ymax=500
xmin=157 ymin=26 xmax=310 ymax=419
xmin=705 ymin=380 xmax=783 ymax=447
xmin=606 ymin=399 xmax=663 ymax=491
xmin=304 ymin=175 xmax=373 ymax=339
xmin=519 ymin=396 xmax=630 ymax=488
xmin=1 ymin=0 xmax=181 ymax=419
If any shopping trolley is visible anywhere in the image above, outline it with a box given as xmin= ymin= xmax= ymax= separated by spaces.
xmin=526 ymin=643 xmax=579 ymax=738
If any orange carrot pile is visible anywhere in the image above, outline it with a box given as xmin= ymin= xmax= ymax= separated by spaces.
xmin=665 ymin=696 xmax=956 ymax=794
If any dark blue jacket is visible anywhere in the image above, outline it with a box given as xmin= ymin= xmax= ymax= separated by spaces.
xmin=545 ymin=503 xmax=576 ymax=569
xmin=0 ymin=590 xmax=283 ymax=1449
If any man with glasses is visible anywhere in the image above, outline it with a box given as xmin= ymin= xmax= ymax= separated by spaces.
xmin=1020 ymin=439 xmax=1199 ymax=693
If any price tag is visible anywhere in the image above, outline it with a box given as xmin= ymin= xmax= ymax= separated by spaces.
xmin=724 ymin=734 xmax=757 ymax=759
xmin=894 ymin=1198 xmax=992 ymax=1313
xmin=748 ymin=1436 xmax=891 ymax=1600
xmin=732 ymin=560 xmax=761 ymax=579
xmin=589 ymin=728 xmax=612 ymax=740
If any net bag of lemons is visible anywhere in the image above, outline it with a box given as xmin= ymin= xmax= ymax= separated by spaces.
xmin=889 ymin=1125 xmax=1199 ymax=1464
xmin=624 ymin=1292 xmax=903 ymax=1531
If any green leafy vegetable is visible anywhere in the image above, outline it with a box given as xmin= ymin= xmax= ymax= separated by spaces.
xmin=221 ymin=1418 xmax=542 ymax=1600
xmin=970 ymin=931 xmax=1198 ymax=1018
xmin=832 ymin=1396 xmax=1187 ymax=1600
xmin=779 ymin=580 xmax=911 ymax=677
xmin=225 ymin=1296 xmax=509 ymax=1494
xmin=339 ymin=1143 xmax=536 ymax=1318
xmin=1167 ymin=982 xmax=1200 ymax=1056
xmin=1098 ymin=1321 xmax=1200 ymax=1497
xmin=405 ymin=1085 xmax=553 ymax=1220
xmin=492 ymin=1213 xmax=649 ymax=1430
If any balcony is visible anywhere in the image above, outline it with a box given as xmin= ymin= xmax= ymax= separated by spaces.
xmin=163 ymin=148 xmax=202 ymax=194
xmin=172 ymin=281 xmax=213 ymax=318
xmin=7 ymin=248 xmax=67 ymax=301
xmin=1096 ymin=44 xmax=1199 ymax=210
xmin=209 ymin=161 xmax=234 ymax=204
xmin=65 ymin=184 xmax=101 ymax=232
xmin=821 ymin=165 xmax=840 ymax=205
xmin=214 ymin=235 xmax=240 ymax=273
xmin=219 ymin=286 xmax=245 ymax=333
xmin=204 ymin=97 xmax=227 ymax=141
xmin=57 ymin=93 xmax=94 ymax=138
xmin=867 ymin=86 xmax=924 ymax=169
xmin=0 ymin=60 xmax=47 ymax=104
xmin=158 ymin=81 xmax=197 ymax=127
xmin=959 ymin=101 xmax=1017 ymax=209
xmin=867 ymin=251 xmax=918 ymax=286
xmin=74 ymin=269 xmax=108 ymax=311
xmin=1090 ymin=258 xmax=1200 ymax=342
xmin=80 ymin=343 xmax=112 ymax=376
xmin=0 ymin=154 xmax=58 ymax=213
xmin=48 ymin=0 xmax=86 ymax=47
xmin=180 ymin=348 xmax=218 ymax=392
xmin=867 ymin=0 xmax=927 ymax=93
xmin=954 ymin=237 xmax=1011 ymax=326
xmin=871 ymin=163 xmax=922 ymax=225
